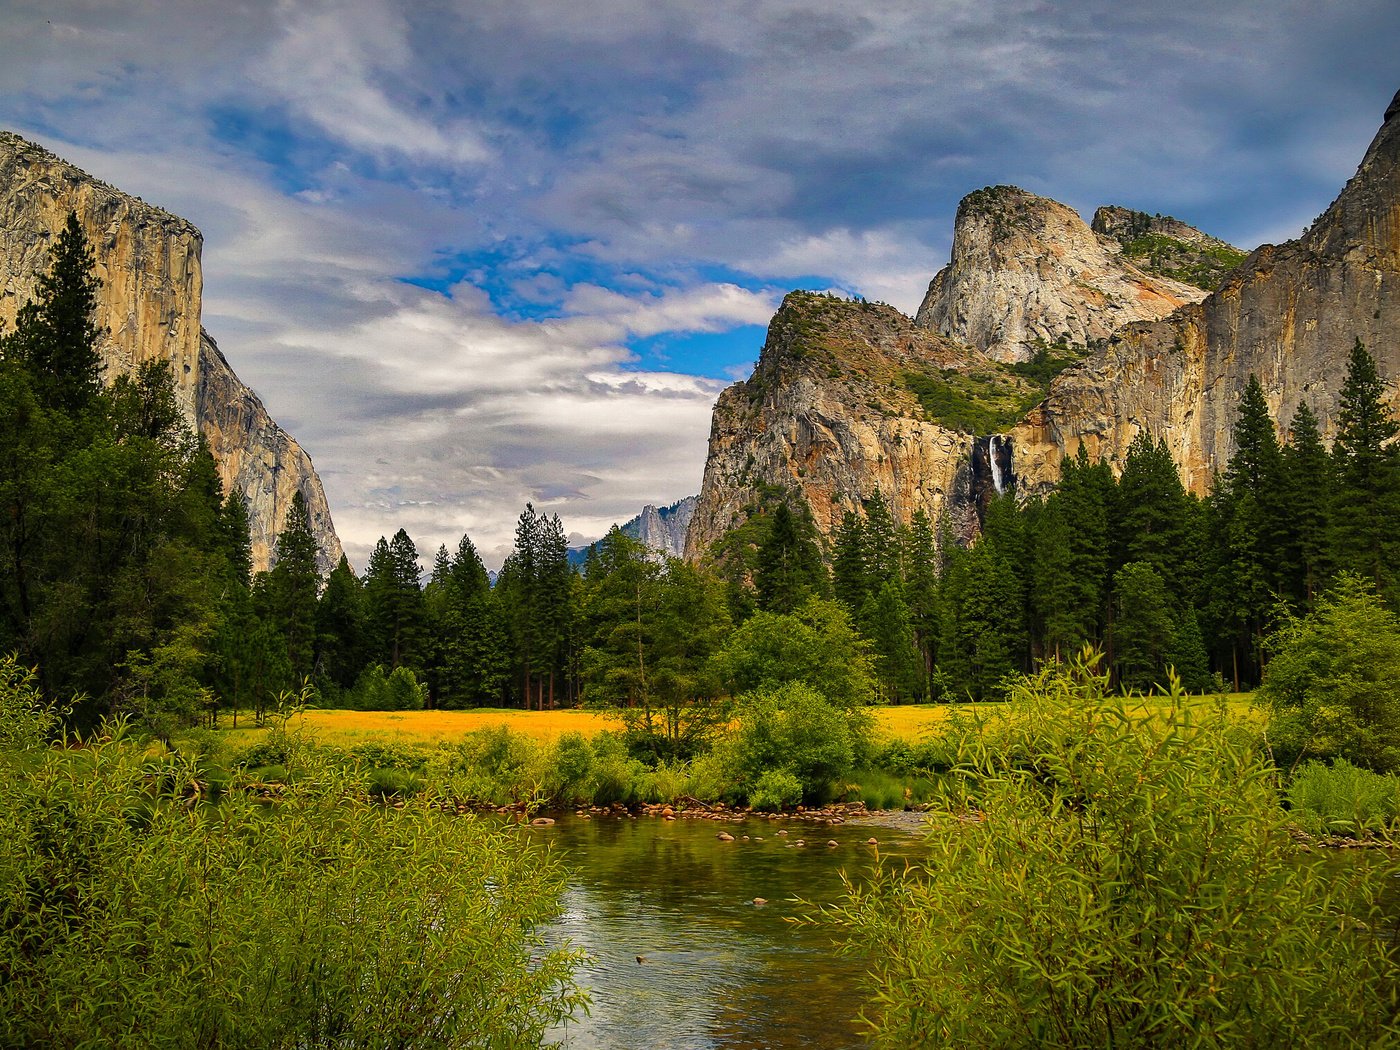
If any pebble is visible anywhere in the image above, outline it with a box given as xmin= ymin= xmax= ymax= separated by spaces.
xmin=717 ymin=832 xmax=735 ymax=842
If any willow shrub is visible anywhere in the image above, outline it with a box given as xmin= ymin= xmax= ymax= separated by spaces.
xmin=823 ymin=655 xmax=1400 ymax=1048
xmin=0 ymin=660 xmax=583 ymax=1050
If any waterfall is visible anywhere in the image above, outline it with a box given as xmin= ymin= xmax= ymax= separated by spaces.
xmin=988 ymin=435 xmax=1005 ymax=495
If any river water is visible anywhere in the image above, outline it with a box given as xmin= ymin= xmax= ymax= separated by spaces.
xmin=529 ymin=814 xmax=922 ymax=1050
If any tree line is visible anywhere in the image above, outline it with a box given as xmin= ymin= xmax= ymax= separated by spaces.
xmin=5 ymin=217 xmax=1400 ymax=731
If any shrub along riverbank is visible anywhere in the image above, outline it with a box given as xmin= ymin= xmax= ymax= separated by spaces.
xmin=0 ymin=659 xmax=584 ymax=1049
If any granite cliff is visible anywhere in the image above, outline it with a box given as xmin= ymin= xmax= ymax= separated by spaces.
xmin=0 ymin=131 xmax=342 ymax=573
xmin=1009 ymin=88 xmax=1400 ymax=496
xmin=623 ymin=496 xmax=698 ymax=560
xmin=688 ymin=89 xmax=1400 ymax=559
xmin=684 ymin=292 xmax=1000 ymax=558
xmin=913 ymin=185 xmax=1227 ymax=363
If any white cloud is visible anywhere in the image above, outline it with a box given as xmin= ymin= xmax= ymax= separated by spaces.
xmin=254 ymin=0 xmax=494 ymax=167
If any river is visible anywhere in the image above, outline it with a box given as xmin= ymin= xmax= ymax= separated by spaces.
xmin=528 ymin=813 xmax=922 ymax=1050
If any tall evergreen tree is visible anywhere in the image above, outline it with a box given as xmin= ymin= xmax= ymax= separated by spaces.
xmin=1280 ymin=402 xmax=1332 ymax=607
xmin=1211 ymin=376 xmax=1288 ymax=681
xmin=2 ymin=212 xmax=104 ymax=415
xmin=831 ymin=509 xmax=870 ymax=614
xmin=1113 ymin=561 xmax=1177 ymax=691
xmin=260 ymin=491 xmax=321 ymax=681
xmin=754 ymin=500 xmax=827 ymax=614
xmin=362 ymin=529 xmax=426 ymax=674
xmin=902 ymin=509 xmax=940 ymax=681
xmin=315 ymin=555 xmax=366 ymax=694
xmin=1330 ymin=339 xmax=1400 ymax=595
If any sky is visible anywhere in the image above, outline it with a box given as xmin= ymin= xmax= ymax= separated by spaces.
xmin=1 ymin=1 xmax=1397 ymax=570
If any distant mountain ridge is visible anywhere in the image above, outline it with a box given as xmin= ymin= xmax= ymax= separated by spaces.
xmin=569 ymin=496 xmax=698 ymax=567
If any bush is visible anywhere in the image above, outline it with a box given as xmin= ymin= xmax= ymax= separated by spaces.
xmin=0 ymin=694 xmax=582 ymax=1046
xmin=724 ymin=681 xmax=871 ymax=805
xmin=430 ymin=725 xmax=548 ymax=807
xmin=1261 ymin=574 xmax=1400 ymax=772
xmin=366 ymin=766 xmax=424 ymax=799
xmin=588 ymin=732 xmax=648 ymax=806
xmin=843 ymin=769 xmax=908 ymax=811
xmin=748 ymin=769 xmax=804 ymax=811
xmin=1288 ymin=758 xmax=1400 ymax=836
xmin=549 ymin=731 xmax=596 ymax=804
xmin=346 ymin=664 xmax=427 ymax=711
xmin=822 ymin=657 xmax=1400 ymax=1047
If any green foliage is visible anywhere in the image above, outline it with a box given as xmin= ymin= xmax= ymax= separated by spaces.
xmin=0 ymin=712 xmax=582 ymax=1046
xmin=822 ymin=656 xmax=1400 ymax=1047
xmin=1118 ymin=231 xmax=1247 ymax=290
xmin=753 ymin=499 xmax=828 ymax=614
xmin=902 ymin=366 xmax=1039 ymax=435
xmin=901 ymin=342 xmax=1084 ymax=435
xmin=1 ymin=211 xmax=104 ymax=414
xmin=1261 ymin=574 xmax=1400 ymax=772
xmin=712 ymin=596 xmax=876 ymax=706
xmin=722 ymin=681 xmax=872 ymax=805
xmin=1331 ymin=339 xmax=1400 ymax=595
xmin=747 ymin=768 xmax=804 ymax=811
xmin=1288 ymin=759 xmax=1400 ymax=836
xmin=346 ymin=663 xmax=427 ymax=711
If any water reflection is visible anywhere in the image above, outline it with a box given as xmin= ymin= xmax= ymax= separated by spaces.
xmin=531 ymin=816 xmax=919 ymax=1050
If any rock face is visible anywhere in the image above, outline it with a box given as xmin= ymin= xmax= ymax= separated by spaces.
xmin=621 ymin=496 xmax=698 ymax=560
xmin=688 ymin=89 xmax=1400 ymax=561
xmin=685 ymin=292 xmax=987 ymax=558
xmin=0 ymin=131 xmax=342 ymax=573
xmin=913 ymin=185 xmax=1210 ymax=363
xmin=1009 ymin=88 xmax=1400 ymax=497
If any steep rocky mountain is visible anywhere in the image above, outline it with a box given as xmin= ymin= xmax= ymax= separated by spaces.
xmin=685 ymin=292 xmax=1003 ymax=558
xmin=623 ymin=496 xmax=698 ymax=559
xmin=913 ymin=185 xmax=1222 ymax=363
xmin=0 ymin=131 xmax=342 ymax=573
xmin=569 ymin=495 xmax=699 ymax=567
xmin=1010 ymin=87 xmax=1400 ymax=497
xmin=688 ymin=88 xmax=1400 ymax=559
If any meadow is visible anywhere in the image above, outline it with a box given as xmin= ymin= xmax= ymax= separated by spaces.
xmin=217 ymin=692 xmax=1259 ymax=750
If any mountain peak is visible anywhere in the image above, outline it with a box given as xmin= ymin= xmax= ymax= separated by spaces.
xmin=914 ymin=185 xmax=1207 ymax=363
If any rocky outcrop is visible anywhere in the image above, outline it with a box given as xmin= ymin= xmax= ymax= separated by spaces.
xmin=197 ymin=332 xmax=341 ymax=573
xmin=1009 ymin=88 xmax=1400 ymax=496
xmin=1091 ymin=205 xmax=1248 ymax=292
xmin=0 ymin=131 xmax=342 ymax=573
xmin=685 ymin=292 xmax=988 ymax=558
xmin=621 ymin=496 xmax=698 ymax=560
xmin=913 ymin=185 xmax=1210 ymax=363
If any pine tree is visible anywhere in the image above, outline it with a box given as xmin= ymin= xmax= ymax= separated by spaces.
xmin=315 ymin=555 xmax=365 ymax=694
xmin=831 ymin=509 xmax=869 ymax=614
xmin=363 ymin=529 xmax=426 ymax=673
xmin=861 ymin=581 xmax=925 ymax=702
xmin=902 ymin=509 xmax=940 ymax=681
xmin=862 ymin=491 xmax=901 ymax=584
xmin=1280 ymin=402 xmax=1332 ymax=607
xmin=1330 ymin=339 xmax=1400 ymax=595
xmin=754 ymin=500 xmax=827 ymax=614
xmin=1212 ymin=376 xmax=1288 ymax=681
xmin=260 ymin=491 xmax=321 ymax=680
xmin=2 ymin=212 xmax=104 ymax=415
xmin=1113 ymin=561 xmax=1176 ymax=691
